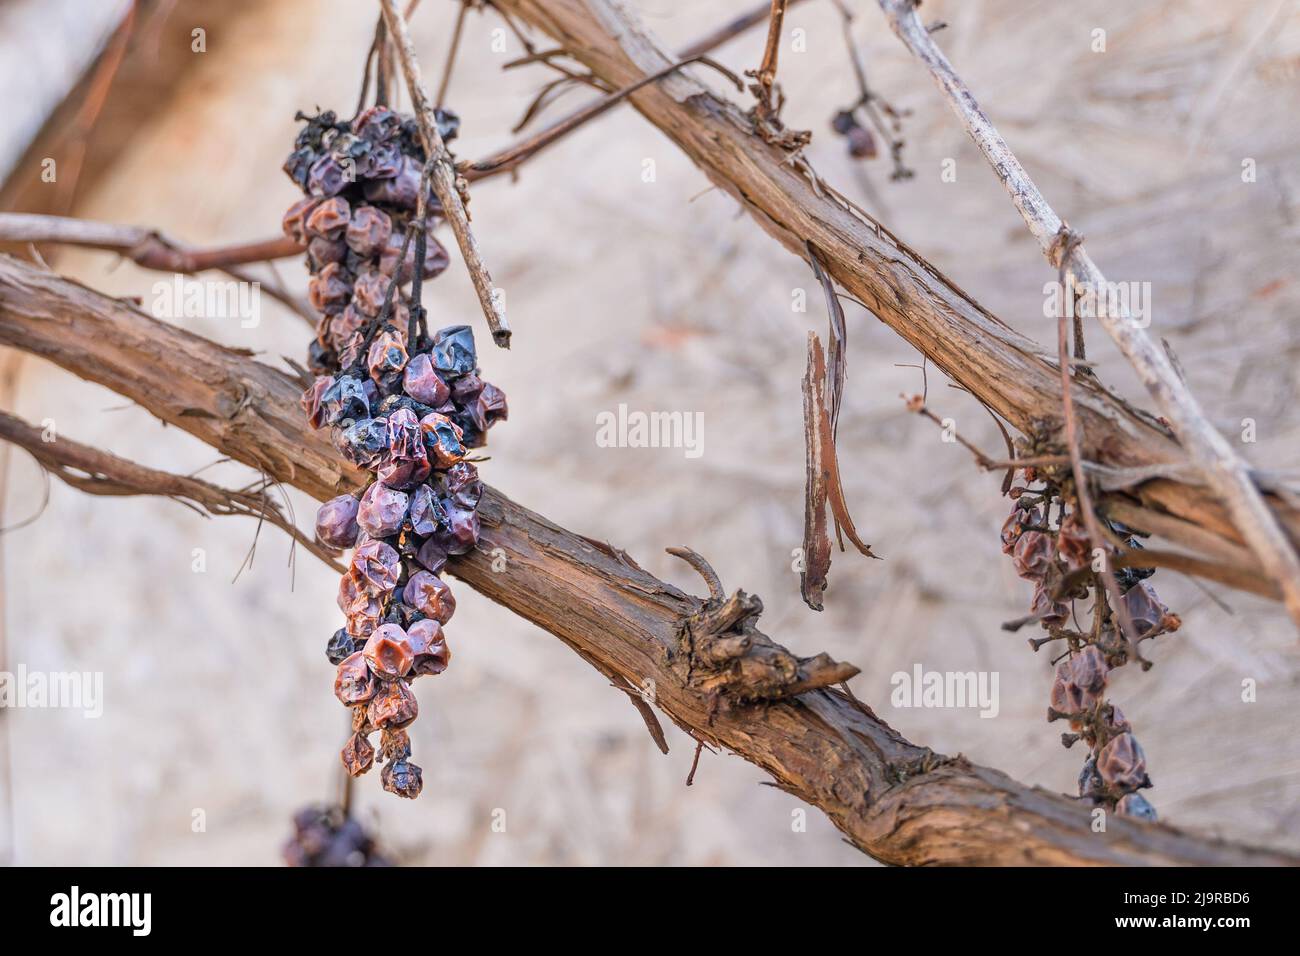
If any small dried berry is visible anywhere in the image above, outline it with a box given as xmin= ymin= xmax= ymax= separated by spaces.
xmin=341 ymin=732 xmax=375 ymax=777
xmin=1013 ymin=531 xmax=1055 ymax=580
xmin=1067 ymin=645 xmax=1108 ymax=696
xmin=321 ymin=374 xmax=370 ymax=426
xmin=378 ymin=727 xmax=410 ymax=762
xmin=306 ymin=196 xmax=351 ymax=240
xmin=337 ymin=417 xmax=388 ymax=468
xmin=1116 ymin=792 xmax=1157 ymax=822
xmin=407 ymin=618 xmax=450 ymax=676
xmin=357 ymin=482 xmax=409 ymax=538
xmin=431 ymin=325 xmax=477 ymax=378
xmin=363 ymin=623 xmax=415 ymax=679
xmin=282 ymin=197 xmax=321 ymax=243
xmin=407 ymin=483 xmax=443 ymax=537
xmin=433 ymin=506 xmax=479 ymax=555
xmin=300 ymin=375 xmax=332 ymax=429
xmin=350 ymin=538 xmax=401 ymax=596
xmin=404 ymin=571 xmax=456 ymax=625
xmin=1097 ymin=732 xmax=1149 ymax=791
xmin=367 ymin=679 xmax=418 ymax=729
xmin=420 ymin=412 xmax=466 ymax=467
xmin=326 ymin=627 xmax=357 ymax=665
xmin=402 ymin=352 xmax=451 ymax=406
xmin=380 ymin=757 xmax=423 ymax=799
xmin=367 ymin=327 xmax=409 ymax=386
xmin=346 ymin=205 xmax=393 ymax=258
xmin=415 ymin=537 xmax=449 ymax=575
xmin=308 ymin=261 xmax=353 ymax=314
xmin=334 ymin=652 xmax=377 ymax=705
xmin=316 ymin=494 xmax=361 ymax=549
xmin=351 ymin=270 xmax=391 ymax=317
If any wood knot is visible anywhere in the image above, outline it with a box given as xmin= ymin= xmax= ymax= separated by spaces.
xmin=667 ymin=547 xmax=860 ymax=706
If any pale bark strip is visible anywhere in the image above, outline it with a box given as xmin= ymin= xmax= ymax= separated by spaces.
xmin=0 ymin=254 xmax=1292 ymax=866
xmin=874 ymin=0 xmax=1300 ymax=628
xmin=378 ymin=0 xmax=512 ymax=347
xmin=485 ymin=0 xmax=1300 ymax=597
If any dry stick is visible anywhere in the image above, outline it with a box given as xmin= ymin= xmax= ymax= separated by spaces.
xmin=462 ymin=0 xmax=794 ymax=183
xmin=753 ymin=0 xmax=789 ymax=118
xmin=876 ymin=0 xmax=1300 ymax=629
xmin=2 ymin=258 xmax=1291 ymax=865
xmin=1054 ymin=232 xmax=1143 ymax=666
xmin=488 ymin=0 xmax=1300 ymax=596
xmin=0 ymin=212 xmax=309 ymax=321
xmin=378 ymin=0 xmax=512 ymax=348
xmin=463 ymin=55 xmax=743 ymax=182
xmin=434 ymin=0 xmax=469 ymax=108
xmin=0 ymin=410 xmax=344 ymax=574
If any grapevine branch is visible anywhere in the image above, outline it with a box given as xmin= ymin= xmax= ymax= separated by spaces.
xmin=0 ymin=255 xmax=1292 ymax=866
xmin=874 ymin=0 xmax=1300 ymax=628
xmin=486 ymin=0 xmax=1300 ymax=607
xmin=0 ymin=409 xmax=344 ymax=574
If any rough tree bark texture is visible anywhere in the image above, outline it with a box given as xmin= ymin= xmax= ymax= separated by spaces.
xmin=1 ymin=254 xmax=1292 ymax=866
xmin=487 ymin=0 xmax=1300 ymax=578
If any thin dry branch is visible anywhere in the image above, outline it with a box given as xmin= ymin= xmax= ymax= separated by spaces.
xmin=378 ymin=0 xmax=512 ymax=347
xmin=0 ymin=254 xmax=1291 ymax=866
xmin=489 ymin=0 xmax=1300 ymax=605
xmin=875 ymin=0 xmax=1300 ymax=628
xmin=0 ymin=212 xmax=308 ymax=320
xmin=0 ymin=409 xmax=343 ymax=573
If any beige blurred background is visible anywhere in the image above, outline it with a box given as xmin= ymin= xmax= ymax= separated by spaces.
xmin=0 ymin=0 xmax=1297 ymax=865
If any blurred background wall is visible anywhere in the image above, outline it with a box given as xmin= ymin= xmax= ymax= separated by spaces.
xmin=0 ymin=0 xmax=1297 ymax=865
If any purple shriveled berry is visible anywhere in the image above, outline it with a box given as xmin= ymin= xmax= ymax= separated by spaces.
xmin=378 ymin=727 xmax=410 ymax=762
xmin=1121 ymin=582 xmax=1179 ymax=639
xmin=1077 ymin=756 xmax=1105 ymax=801
xmin=354 ymin=105 xmax=402 ymax=143
xmin=402 ymin=353 xmax=451 ymax=407
xmin=350 ymin=538 xmax=401 ymax=596
xmin=450 ymin=371 xmax=483 ymax=404
xmin=350 ymin=270 xmax=391 ymax=318
xmin=346 ymin=206 xmax=393 ymax=258
xmin=368 ymin=327 xmax=409 ymax=386
xmin=415 ymin=537 xmax=449 ymax=575
xmin=378 ymin=408 xmax=431 ymax=488
xmin=363 ymin=623 xmax=415 ymax=679
xmin=1050 ymin=666 xmax=1091 ymax=730
xmin=403 ymin=571 xmax=456 ymax=625
xmin=1030 ymin=582 xmax=1069 ymax=626
xmin=407 ymin=484 xmax=444 ymax=537
xmin=326 ymin=628 xmax=357 ymax=665
xmin=321 ymin=374 xmax=369 ymax=426
xmin=1116 ymin=792 xmax=1157 ymax=822
xmin=470 ymin=382 xmax=508 ymax=434
xmin=831 ymin=109 xmax=858 ymax=134
xmin=301 ymin=376 xmax=332 ymax=429
xmin=309 ymin=262 xmax=353 ymax=314
xmin=378 ymin=227 xmax=449 ymax=283
xmin=420 ymin=412 xmax=466 ymax=467
xmin=307 ymin=236 xmax=347 ymax=270
xmin=367 ymin=679 xmax=418 ymax=729
xmin=441 ymin=461 xmax=482 ymax=509
xmin=338 ymin=330 xmax=365 ymax=371
xmin=380 ymin=757 xmax=423 ymax=799
xmin=1067 ymin=645 xmax=1108 ymax=696
xmin=308 ymin=153 xmax=350 ymax=197
xmin=334 ymin=652 xmax=377 ymax=705
xmin=341 ymin=732 xmax=375 ymax=777
xmin=1102 ymin=704 xmax=1132 ymax=736
xmin=1097 ymin=733 xmax=1149 ymax=791
xmin=1013 ymin=531 xmax=1055 ymax=580
xmin=846 ymin=125 xmax=877 ymax=159
xmin=431 ymin=325 xmax=477 ymax=378
xmin=362 ymin=155 xmax=434 ymax=210
xmin=338 ymin=417 xmax=388 ymax=468
xmin=328 ymin=305 xmax=365 ymax=354
xmin=359 ymin=141 xmax=402 ymax=179
xmin=282 ymin=197 xmax=321 ymax=243
xmin=306 ymin=196 xmax=351 ymax=240
xmin=434 ymin=506 xmax=480 ymax=556
xmin=316 ymin=494 xmax=361 ymax=549
xmin=357 ymin=482 xmax=409 ymax=538
xmin=406 ymin=618 xmax=451 ymax=676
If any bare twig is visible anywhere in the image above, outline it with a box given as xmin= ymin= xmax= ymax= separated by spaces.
xmin=0 ymin=410 xmax=344 ymax=573
xmin=435 ymin=0 xmax=470 ymax=108
xmin=378 ymin=0 xmax=512 ymax=348
xmin=752 ymin=0 xmax=789 ymax=120
xmin=876 ymin=0 xmax=1300 ymax=628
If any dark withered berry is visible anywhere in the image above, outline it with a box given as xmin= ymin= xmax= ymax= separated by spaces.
xmin=402 ymin=353 xmax=451 ymax=406
xmin=316 ymin=494 xmax=361 ymax=549
xmin=321 ymin=374 xmax=369 ymax=426
xmin=431 ymin=325 xmax=477 ymax=378
xmin=367 ymin=679 xmax=418 ymax=729
xmin=357 ymin=482 xmax=409 ymax=538
xmin=363 ymin=623 xmax=415 ymax=679
xmin=420 ymin=412 xmax=466 ymax=467
xmin=407 ymin=618 xmax=450 ymax=676
xmin=338 ymin=417 xmax=388 ymax=468
xmin=350 ymin=538 xmax=401 ymax=596
xmin=415 ymin=537 xmax=449 ymax=575
xmin=334 ymin=652 xmax=377 ymax=705
xmin=306 ymin=196 xmax=351 ymax=240
xmin=326 ymin=627 xmax=357 ymax=665
xmin=408 ymin=483 xmax=444 ymax=537
xmin=404 ymin=571 xmax=455 ymax=625
xmin=378 ymin=727 xmax=411 ymax=762
xmin=341 ymin=732 xmax=375 ymax=777
xmin=346 ymin=206 xmax=393 ymax=258
xmin=380 ymin=757 xmax=423 ymax=799
xmin=1116 ymin=792 xmax=1157 ymax=822
xmin=433 ymin=505 xmax=479 ymax=555
xmin=1097 ymin=733 xmax=1149 ymax=791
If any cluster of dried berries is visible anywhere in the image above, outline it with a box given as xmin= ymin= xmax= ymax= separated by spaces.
xmin=1002 ymin=473 xmax=1181 ymax=822
xmin=283 ymin=805 xmax=390 ymax=867
xmin=286 ymin=105 xmax=508 ymax=799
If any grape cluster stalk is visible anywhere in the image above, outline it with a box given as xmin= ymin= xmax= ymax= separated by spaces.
xmin=1002 ymin=470 xmax=1181 ymax=822
xmin=284 ymin=105 xmax=507 ymax=799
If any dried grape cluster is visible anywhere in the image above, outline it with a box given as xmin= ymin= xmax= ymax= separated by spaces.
xmin=283 ymin=805 xmax=390 ymax=867
xmin=285 ymin=105 xmax=507 ymax=800
xmin=1002 ymin=471 xmax=1181 ymax=823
